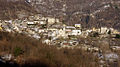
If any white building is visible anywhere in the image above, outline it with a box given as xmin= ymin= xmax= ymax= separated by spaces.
xmin=39 ymin=21 xmax=46 ymax=25
xmin=75 ymin=24 xmax=81 ymax=28
xmin=38 ymin=29 xmax=45 ymax=33
xmin=47 ymin=17 xmax=60 ymax=25
xmin=27 ymin=21 xmax=36 ymax=25
xmin=43 ymin=39 xmax=51 ymax=45
xmin=26 ymin=0 xmax=31 ymax=3
xmin=66 ymin=26 xmax=76 ymax=29
xmin=100 ymin=27 xmax=109 ymax=34
xmin=58 ymin=29 xmax=67 ymax=37
xmin=71 ymin=30 xmax=82 ymax=35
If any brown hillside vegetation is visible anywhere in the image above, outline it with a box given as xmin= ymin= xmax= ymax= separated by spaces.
xmin=0 ymin=0 xmax=36 ymax=20
xmin=32 ymin=0 xmax=120 ymax=31
xmin=0 ymin=32 xmax=99 ymax=67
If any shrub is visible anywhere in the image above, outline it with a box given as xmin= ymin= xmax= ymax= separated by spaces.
xmin=115 ymin=34 xmax=120 ymax=38
xmin=0 ymin=32 xmax=99 ymax=67
xmin=93 ymin=32 xmax=99 ymax=37
xmin=114 ymin=5 xmax=119 ymax=9
xmin=90 ymin=32 xmax=99 ymax=37
xmin=14 ymin=47 xmax=23 ymax=57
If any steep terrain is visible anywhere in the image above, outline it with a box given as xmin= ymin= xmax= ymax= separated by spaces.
xmin=0 ymin=0 xmax=120 ymax=30
xmin=0 ymin=32 xmax=99 ymax=67
xmin=31 ymin=0 xmax=120 ymax=30
xmin=0 ymin=0 xmax=36 ymax=20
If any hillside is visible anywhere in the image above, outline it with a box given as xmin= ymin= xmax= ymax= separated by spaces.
xmin=0 ymin=0 xmax=36 ymax=20
xmin=0 ymin=0 xmax=120 ymax=30
xmin=0 ymin=1 xmax=120 ymax=67
xmin=0 ymin=32 xmax=99 ymax=67
xmin=31 ymin=0 xmax=120 ymax=30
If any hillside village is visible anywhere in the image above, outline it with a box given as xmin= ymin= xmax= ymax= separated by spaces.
xmin=0 ymin=14 xmax=120 ymax=48
xmin=0 ymin=0 xmax=120 ymax=67
xmin=0 ymin=14 xmax=120 ymax=67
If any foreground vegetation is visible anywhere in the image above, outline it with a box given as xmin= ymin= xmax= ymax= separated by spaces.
xmin=0 ymin=32 xmax=99 ymax=67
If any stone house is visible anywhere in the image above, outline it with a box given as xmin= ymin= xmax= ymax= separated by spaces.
xmin=46 ymin=17 xmax=59 ymax=25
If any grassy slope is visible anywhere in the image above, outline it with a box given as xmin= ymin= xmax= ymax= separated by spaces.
xmin=0 ymin=32 xmax=98 ymax=67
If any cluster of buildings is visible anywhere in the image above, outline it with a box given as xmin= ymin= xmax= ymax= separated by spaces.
xmin=0 ymin=15 xmax=82 ymax=48
xmin=0 ymin=14 xmax=120 ymax=66
xmin=0 ymin=14 xmax=120 ymax=49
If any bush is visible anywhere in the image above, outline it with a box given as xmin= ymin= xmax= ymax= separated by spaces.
xmin=0 ymin=32 xmax=99 ymax=67
xmin=114 ymin=5 xmax=119 ymax=9
xmin=90 ymin=32 xmax=99 ymax=37
xmin=14 ymin=47 xmax=23 ymax=57
xmin=115 ymin=34 xmax=120 ymax=38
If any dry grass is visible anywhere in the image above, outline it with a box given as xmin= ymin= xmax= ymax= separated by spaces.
xmin=0 ymin=31 xmax=99 ymax=67
xmin=0 ymin=0 xmax=36 ymax=20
